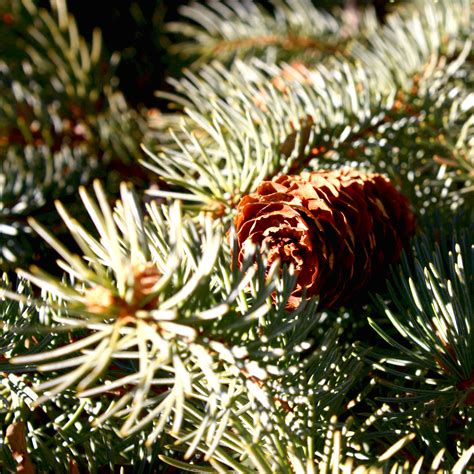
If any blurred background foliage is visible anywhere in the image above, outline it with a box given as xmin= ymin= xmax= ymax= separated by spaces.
xmin=49 ymin=0 xmax=399 ymax=107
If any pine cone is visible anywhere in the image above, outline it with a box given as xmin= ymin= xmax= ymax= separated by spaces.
xmin=233 ymin=169 xmax=415 ymax=309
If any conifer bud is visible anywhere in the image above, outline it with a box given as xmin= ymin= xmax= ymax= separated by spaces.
xmin=131 ymin=263 xmax=161 ymax=308
xmin=84 ymin=286 xmax=115 ymax=315
xmin=233 ymin=169 xmax=415 ymax=309
xmin=83 ymin=263 xmax=161 ymax=316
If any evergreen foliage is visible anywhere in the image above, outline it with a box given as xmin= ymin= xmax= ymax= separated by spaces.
xmin=0 ymin=0 xmax=145 ymax=269
xmin=0 ymin=0 xmax=473 ymax=471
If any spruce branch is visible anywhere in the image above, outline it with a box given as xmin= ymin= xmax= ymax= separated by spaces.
xmin=3 ymin=181 xmax=321 ymax=446
xmin=0 ymin=276 xmax=139 ymax=471
xmin=367 ymin=224 xmax=473 ymax=461
xmin=147 ymin=0 xmax=472 ymax=220
xmin=167 ymin=0 xmax=364 ymax=65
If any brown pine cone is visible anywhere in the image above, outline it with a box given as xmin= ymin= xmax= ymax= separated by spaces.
xmin=233 ymin=169 xmax=415 ymax=309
